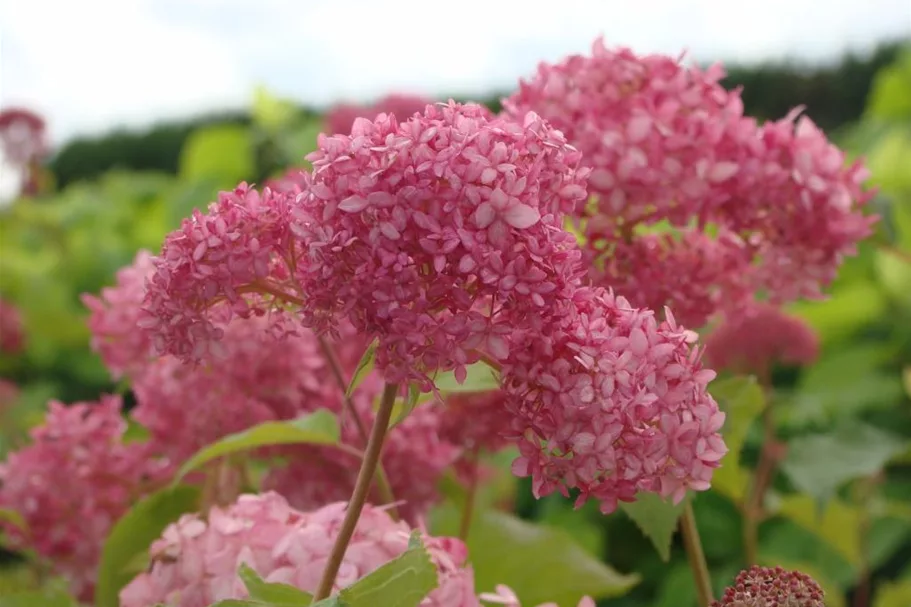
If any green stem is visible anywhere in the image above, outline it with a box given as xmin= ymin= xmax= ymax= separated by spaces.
xmin=681 ymin=501 xmax=714 ymax=606
xmin=313 ymin=382 xmax=399 ymax=601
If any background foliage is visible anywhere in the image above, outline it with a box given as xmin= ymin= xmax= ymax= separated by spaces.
xmin=0 ymin=40 xmax=909 ymax=607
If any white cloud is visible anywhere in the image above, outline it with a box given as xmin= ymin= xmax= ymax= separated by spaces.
xmin=1 ymin=0 xmax=908 ymax=144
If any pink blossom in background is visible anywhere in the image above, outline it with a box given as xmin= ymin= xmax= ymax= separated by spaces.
xmin=83 ymin=250 xmax=157 ymax=378
xmin=293 ymin=101 xmax=588 ymax=386
xmin=711 ymin=566 xmax=825 ymax=607
xmin=0 ymin=297 xmax=25 ymax=354
xmin=119 ymin=492 xmax=479 ymax=607
xmin=500 ymin=286 xmax=725 ymax=513
xmin=324 ymin=93 xmax=435 ymax=135
xmin=704 ymin=303 xmax=819 ymax=378
xmin=480 ymin=585 xmax=595 ymax=607
xmin=504 ymin=37 xmax=875 ymax=328
xmin=0 ymin=396 xmax=169 ymax=601
xmin=0 ymin=108 xmax=47 ymax=166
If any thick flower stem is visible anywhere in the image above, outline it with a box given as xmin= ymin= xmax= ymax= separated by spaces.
xmin=313 ymin=382 xmax=399 ymax=601
xmin=744 ymin=381 xmax=777 ymax=565
xmin=317 ymin=336 xmax=398 ymax=520
xmin=680 ymin=501 xmax=714 ymax=606
xmin=458 ymin=447 xmax=481 ymax=541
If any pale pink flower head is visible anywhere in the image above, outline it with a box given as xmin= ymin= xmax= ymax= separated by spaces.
xmin=293 ymin=101 xmax=588 ymax=387
xmin=0 ymin=108 xmax=48 ymax=166
xmin=119 ymin=492 xmax=479 ymax=607
xmin=140 ymin=183 xmax=298 ymax=362
xmin=705 ymin=303 xmax=819 ymax=379
xmin=325 ymin=93 xmax=436 ymax=135
xmin=711 ymin=565 xmax=825 ymax=607
xmin=480 ymin=584 xmax=595 ymax=607
xmin=501 ymin=286 xmax=725 ymax=513
xmin=264 ymin=385 xmax=460 ymax=523
xmin=83 ymin=250 xmax=157 ymax=378
xmin=0 ymin=395 xmax=168 ymax=601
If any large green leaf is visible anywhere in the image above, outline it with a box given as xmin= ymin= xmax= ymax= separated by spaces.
xmin=252 ymin=87 xmax=301 ymax=134
xmin=173 ymin=409 xmax=339 ymax=483
xmin=432 ymin=504 xmax=638 ymax=604
xmin=433 ymin=362 xmax=499 ymax=394
xmin=336 ymin=531 xmax=438 ymax=607
xmin=0 ymin=588 xmax=78 ymax=607
xmin=789 ymin=282 xmax=888 ymax=346
xmin=237 ymin=563 xmax=314 ymax=605
xmin=781 ymin=422 xmax=908 ymax=502
xmin=179 ymin=124 xmax=255 ymax=186
xmin=538 ymin=496 xmax=605 ymax=558
xmin=619 ymin=493 xmax=686 ymax=562
xmin=95 ymin=485 xmax=201 ymax=607
xmin=708 ymin=376 xmax=766 ymax=502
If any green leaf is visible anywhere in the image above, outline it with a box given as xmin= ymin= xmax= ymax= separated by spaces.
xmin=776 ymin=494 xmax=862 ymax=566
xmin=95 ymin=485 xmax=201 ymax=607
xmin=538 ymin=496 xmax=604 ymax=557
xmin=0 ymin=588 xmax=78 ymax=607
xmin=875 ymin=578 xmax=911 ymax=607
xmin=346 ymin=341 xmax=377 ymax=398
xmin=780 ymin=422 xmax=908 ymax=502
xmin=433 ymin=362 xmax=499 ymax=394
xmin=237 ymin=562 xmax=314 ymax=605
xmin=390 ymin=383 xmax=423 ymax=427
xmin=174 ymin=409 xmax=339 ymax=483
xmin=337 ymin=530 xmax=437 ymax=607
xmin=432 ymin=504 xmax=638 ymax=604
xmin=875 ymin=249 xmax=911 ymax=307
xmin=619 ymin=492 xmax=686 ymax=562
xmin=179 ymin=124 xmax=255 ymax=186
xmin=0 ymin=508 xmax=27 ymax=534
xmin=788 ymin=281 xmax=888 ymax=346
xmin=708 ymin=376 xmax=766 ymax=502
xmin=252 ymin=86 xmax=300 ymax=133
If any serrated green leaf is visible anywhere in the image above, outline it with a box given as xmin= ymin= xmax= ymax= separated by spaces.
xmin=433 ymin=362 xmax=499 ymax=393
xmin=346 ymin=341 xmax=377 ymax=398
xmin=174 ymin=409 xmax=339 ymax=484
xmin=237 ymin=562 xmax=314 ymax=605
xmin=619 ymin=492 xmax=687 ymax=562
xmin=780 ymin=422 xmax=908 ymax=502
xmin=95 ymin=485 xmax=201 ymax=607
xmin=432 ymin=504 xmax=638 ymax=604
xmin=708 ymin=376 xmax=766 ymax=502
xmin=337 ymin=532 xmax=437 ymax=607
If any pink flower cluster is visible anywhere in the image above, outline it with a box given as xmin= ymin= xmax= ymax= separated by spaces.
xmin=501 ymin=287 xmax=725 ymax=512
xmin=0 ymin=297 xmax=25 ymax=354
xmin=120 ymin=492 xmax=478 ymax=607
xmin=0 ymin=396 xmax=168 ymax=601
xmin=504 ymin=38 xmax=875 ymax=328
xmin=325 ymin=93 xmax=435 ymax=135
xmin=704 ymin=303 xmax=819 ymax=378
xmin=480 ymin=585 xmax=595 ymax=607
xmin=711 ymin=566 xmax=825 ymax=607
xmin=292 ymin=102 xmax=588 ymax=385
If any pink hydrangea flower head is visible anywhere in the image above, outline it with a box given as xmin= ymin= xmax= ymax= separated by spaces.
xmin=501 ymin=286 xmax=725 ymax=513
xmin=119 ymin=492 xmax=478 ymax=607
xmin=325 ymin=93 xmax=436 ymax=135
xmin=140 ymin=183 xmax=298 ymax=362
xmin=439 ymin=389 xmax=513 ymax=455
xmin=705 ymin=303 xmax=819 ymax=378
xmin=293 ymin=101 xmax=589 ymax=386
xmin=0 ymin=297 xmax=25 ymax=354
xmin=0 ymin=395 xmax=168 ymax=601
xmin=264 ymin=390 xmax=460 ymax=523
xmin=0 ymin=107 xmax=48 ymax=165
xmin=711 ymin=565 xmax=825 ymax=607
xmin=83 ymin=250 xmax=157 ymax=378
xmin=480 ymin=585 xmax=595 ymax=607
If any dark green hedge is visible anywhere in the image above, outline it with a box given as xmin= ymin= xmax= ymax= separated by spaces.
xmin=48 ymin=40 xmax=907 ymax=189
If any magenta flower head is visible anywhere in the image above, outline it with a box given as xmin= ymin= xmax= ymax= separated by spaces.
xmin=325 ymin=93 xmax=435 ymax=135
xmin=0 ymin=297 xmax=25 ymax=354
xmin=293 ymin=101 xmax=589 ymax=386
xmin=711 ymin=565 xmax=825 ymax=607
xmin=705 ymin=303 xmax=819 ymax=378
xmin=501 ymin=286 xmax=725 ymax=513
xmin=0 ymin=396 xmax=167 ymax=601
xmin=504 ymin=37 xmax=875 ymax=328
xmin=119 ymin=492 xmax=478 ymax=607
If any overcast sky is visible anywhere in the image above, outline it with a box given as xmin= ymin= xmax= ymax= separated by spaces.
xmin=1 ymin=0 xmax=909 ymax=146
